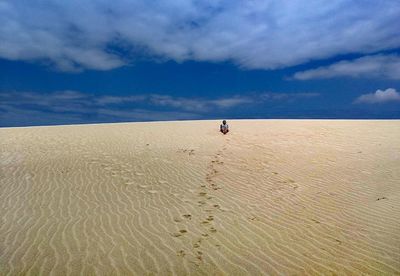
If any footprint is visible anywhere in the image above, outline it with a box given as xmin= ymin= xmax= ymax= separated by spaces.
xmin=209 ymin=227 xmax=217 ymax=233
xmin=174 ymin=218 xmax=182 ymax=222
xmin=183 ymin=214 xmax=192 ymax=219
xmin=177 ymin=250 xmax=185 ymax=257
xmin=206 ymin=216 xmax=214 ymax=221
xmin=179 ymin=229 xmax=188 ymax=234
xmin=199 ymin=192 xmax=207 ymax=196
xmin=376 ymin=197 xmax=387 ymax=201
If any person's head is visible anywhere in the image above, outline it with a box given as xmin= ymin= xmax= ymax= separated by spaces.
xmin=222 ymin=120 xmax=226 ymax=125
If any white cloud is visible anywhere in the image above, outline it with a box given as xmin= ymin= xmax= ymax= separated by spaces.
xmin=0 ymin=90 xmax=318 ymax=111
xmin=354 ymin=88 xmax=400 ymax=104
xmin=260 ymin=92 xmax=319 ymax=100
xmin=210 ymin=97 xmax=253 ymax=108
xmin=0 ymin=90 xmax=321 ymax=126
xmin=0 ymin=91 xmax=252 ymax=124
xmin=293 ymin=54 xmax=400 ymax=80
xmin=0 ymin=1 xmax=399 ymax=71
xmin=96 ymin=95 xmax=147 ymax=105
xmin=0 ymin=90 xmax=94 ymax=113
xmin=97 ymin=108 xmax=199 ymax=121
xmin=0 ymin=91 xmax=202 ymax=125
xmin=148 ymin=94 xmax=254 ymax=110
xmin=149 ymin=95 xmax=208 ymax=111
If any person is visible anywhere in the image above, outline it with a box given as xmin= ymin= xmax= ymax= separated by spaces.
xmin=220 ymin=120 xmax=229 ymax=134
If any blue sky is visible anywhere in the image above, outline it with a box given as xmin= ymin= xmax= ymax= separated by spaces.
xmin=1 ymin=1 xmax=399 ymax=127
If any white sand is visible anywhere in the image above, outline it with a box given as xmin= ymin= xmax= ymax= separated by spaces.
xmin=1 ymin=120 xmax=399 ymax=275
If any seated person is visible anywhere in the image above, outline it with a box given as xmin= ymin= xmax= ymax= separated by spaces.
xmin=220 ymin=120 xmax=229 ymax=134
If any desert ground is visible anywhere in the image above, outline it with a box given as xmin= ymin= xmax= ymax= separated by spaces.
xmin=1 ymin=120 xmax=399 ymax=275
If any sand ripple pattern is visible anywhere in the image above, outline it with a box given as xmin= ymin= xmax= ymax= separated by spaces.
xmin=1 ymin=120 xmax=399 ymax=275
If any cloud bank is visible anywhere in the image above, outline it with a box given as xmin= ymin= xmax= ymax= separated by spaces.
xmin=0 ymin=1 xmax=399 ymax=71
xmin=354 ymin=88 xmax=400 ymax=104
xmin=0 ymin=90 xmax=318 ymax=126
xmin=293 ymin=54 xmax=400 ymax=80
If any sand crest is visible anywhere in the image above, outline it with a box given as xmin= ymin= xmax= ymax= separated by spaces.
xmin=1 ymin=120 xmax=399 ymax=275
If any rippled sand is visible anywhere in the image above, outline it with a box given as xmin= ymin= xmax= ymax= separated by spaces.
xmin=1 ymin=120 xmax=399 ymax=275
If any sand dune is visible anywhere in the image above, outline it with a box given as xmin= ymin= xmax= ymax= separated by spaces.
xmin=1 ymin=120 xmax=399 ymax=275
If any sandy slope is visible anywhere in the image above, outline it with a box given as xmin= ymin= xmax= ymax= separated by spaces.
xmin=0 ymin=120 xmax=399 ymax=275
